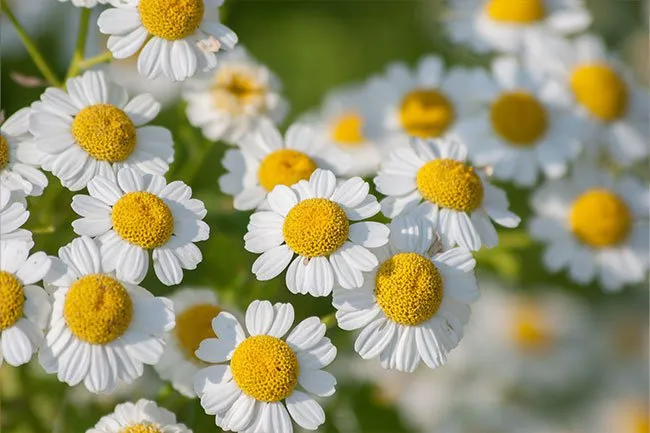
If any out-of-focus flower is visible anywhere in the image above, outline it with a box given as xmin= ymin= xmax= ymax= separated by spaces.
xmin=529 ymin=163 xmax=649 ymax=291
xmin=71 ymin=167 xmax=209 ymax=286
xmin=86 ymin=399 xmax=191 ymax=433
xmin=458 ymin=56 xmax=581 ymax=187
xmin=219 ymin=120 xmax=349 ymax=211
xmin=585 ymin=393 xmax=649 ymax=433
xmin=184 ymin=46 xmax=288 ymax=145
xmin=40 ymin=236 xmax=175 ymax=393
xmin=0 ymin=189 xmax=32 ymax=244
xmin=58 ymin=0 xmax=112 ymax=8
xmin=29 ymin=70 xmax=173 ymax=191
xmin=194 ymin=300 xmax=337 ymax=433
xmin=374 ymin=136 xmax=520 ymax=251
xmin=244 ymin=169 xmax=388 ymax=296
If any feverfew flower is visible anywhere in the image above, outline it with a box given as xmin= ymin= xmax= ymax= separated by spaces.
xmin=87 ymin=399 xmax=191 ymax=433
xmin=0 ymin=188 xmax=32 ymax=244
xmin=194 ymin=300 xmax=337 ymax=433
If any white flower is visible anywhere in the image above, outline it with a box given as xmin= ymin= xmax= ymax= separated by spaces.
xmin=87 ymin=399 xmax=191 ymax=433
xmin=529 ymin=163 xmax=649 ymax=291
xmin=332 ymin=216 xmax=478 ymax=372
xmin=586 ymin=394 xmax=649 ymax=433
xmin=98 ymin=0 xmax=238 ymax=82
xmin=244 ymin=169 xmax=389 ymax=296
xmin=0 ymin=240 xmax=51 ymax=366
xmin=194 ymin=300 xmax=337 ymax=433
xmin=40 ymin=236 xmax=175 ymax=393
xmin=29 ymin=70 xmax=174 ymax=191
xmin=374 ymin=136 xmax=520 ymax=251
xmin=102 ymin=60 xmax=183 ymax=108
xmin=59 ymin=0 xmax=112 ymax=8
xmin=0 ymin=108 xmax=48 ymax=196
xmin=0 ymin=188 xmax=32 ymax=244
xmin=184 ymin=46 xmax=288 ymax=144
xmin=457 ymin=56 xmax=581 ymax=187
xmin=219 ymin=120 xmax=350 ymax=211
xmin=71 ymin=167 xmax=209 ymax=286
xmin=445 ymin=0 xmax=592 ymax=53
xmin=155 ymin=287 xmax=225 ymax=397
xmin=528 ymin=33 xmax=649 ymax=165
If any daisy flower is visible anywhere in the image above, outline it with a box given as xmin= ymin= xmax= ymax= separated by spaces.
xmin=244 ymin=169 xmax=389 ymax=296
xmin=0 ymin=188 xmax=32 ymax=244
xmin=0 ymin=240 xmax=51 ymax=366
xmin=587 ymin=394 xmax=649 ymax=433
xmin=29 ymin=70 xmax=173 ymax=191
xmin=98 ymin=0 xmax=238 ymax=82
xmin=332 ymin=216 xmax=478 ymax=372
xmin=71 ymin=167 xmax=209 ymax=286
xmin=155 ymin=287 xmax=226 ymax=397
xmin=59 ymin=0 xmax=111 ymax=8
xmin=529 ymin=34 xmax=649 ymax=165
xmin=219 ymin=120 xmax=349 ymax=211
xmin=457 ymin=56 xmax=581 ymax=187
xmin=184 ymin=46 xmax=289 ymax=144
xmin=194 ymin=300 xmax=337 ymax=433
xmin=529 ymin=163 xmax=649 ymax=291
xmin=40 ymin=236 xmax=175 ymax=393
xmin=87 ymin=399 xmax=191 ymax=433
xmin=374 ymin=136 xmax=520 ymax=251
xmin=0 ymin=107 xmax=48 ymax=196
xmin=445 ymin=0 xmax=592 ymax=54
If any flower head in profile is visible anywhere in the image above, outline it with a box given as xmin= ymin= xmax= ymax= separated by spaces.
xmin=87 ymin=399 xmax=191 ymax=433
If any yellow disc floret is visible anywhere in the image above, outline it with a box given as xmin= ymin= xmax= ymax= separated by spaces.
xmin=112 ymin=192 xmax=175 ymax=249
xmin=570 ymin=188 xmax=632 ymax=248
xmin=257 ymin=149 xmax=318 ymax=192
xmin=510 ymin=304 xmax=554 ymax=353
xmin=138 ymin=0 xmax=204 ymax=41
xmin=71 ymin=104 xmax=137 ymax=162
xmin=375 ymin=253 xmax=443 ymax=326
xmin=0 ymin=135 xmax=10 ymax=170
xmin=331 ymin=112 xmax=365 ymax=147
xmin=283 ymin=198 xmax=349 ymax=257
xmin=64 ymin=274 xmax=133 ymax=345
xmin=490 ymin=91 xmax=548 ymax=145
xmin=230 ymin=335 xmax=299 ymax=402
xmin=175 ymin=303 xmax=222 ymax=363
xmin=120 ymin=424 xmax=163 ymax=433
xmin=0 ymin=271 xmax=24 ymax=331
xmin=399 ymin=89 xmax=455 ymax=138
xmin=570 ymin=64 xmax=628 ymax=122
xmin=486 ymin=0 xmax=546 ymax=23
xmin=213 ymin=68 xmax=266 ymax=115
xmin=416 ymin=159 xmax=484 ymax=212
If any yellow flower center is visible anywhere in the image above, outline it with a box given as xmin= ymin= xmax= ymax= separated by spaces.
xmin=63 ymin=274 xmax=133 ymax=345
xmin=485 ymin=0 xmax=546 ymax=23
xmin=0 ymin=135 xmax=10 ymax=170
xmin=331 ymin=112 xmax=365 ymax=147
xmin=570 ymin=64 xmax=628 ymax=122
xmin=399 ymin=89 xmax=455 ymax=138
xmin=633 ymin=411 xmax=650 ymax=433
xmin=230 ymin=335 xmax=299 ymax=402
xmin=510 ymin=304 xmax=554 ymax=353
xmin=71 ymin=104 xmax=137 ymax=163
xmin=138 ymin=0 xmax=204 ymax=41
xmin=175 ymin=303 xmax=222 ymax=363
xmin=375 ymin=253 xmax=443 ymax=326
xmin=257 ymin=149 xmax=318 ymax=192
xmin=283 ymin=198 xmax=349 ymax=258
xmin=0 ymin=271 xmax=24 ymax=331
xmin=120 ymin=424 xmax=163 ymax=433
xmin=212 ymin=68 xmax=266 ymax=115
xmin=570 ymin=188 xmax=632 ymax=248
xmin=112 ymin=192 xmax=175 ymax=250
xmin=416 ymin=159 xmax=484 ymax=212
xmin=490 ymin=91 xmax=548 ymax=145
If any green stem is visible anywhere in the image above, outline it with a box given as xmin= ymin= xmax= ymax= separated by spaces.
xmin=65 ymin=7 xmax=92 ymax=80
xmin=1 ymin=0 xmax=61 ymax=86
xmin=321 ymin=312 xmax=337 ymax=329
xmin=77 ymin=51 xmax=113 ymax=71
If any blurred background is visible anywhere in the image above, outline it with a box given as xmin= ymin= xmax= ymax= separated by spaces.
xmin=1 ymin=0 xmax=648 ymax=432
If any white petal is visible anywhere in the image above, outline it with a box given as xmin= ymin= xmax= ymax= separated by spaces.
xmin=308 ymin=169 xmax=336 ymax=198
xmin=285 ymin=391 xmax=325 ymax=431
xmin=286 ymin=317 xmax=325 ymax=352
xmin=298 ymin=370 xmax=336 ymax=397
xmin=267 ymin=185 xmax=298 ymax=217
xmin=354 ymin=318 xmax=396 ymax=359
xmin=245 ymin=300 xmax=275 ymax=336
xmin=252 ymin=245 xmax=293 ymax=281
xmin=348 ymin=222 xmax=389 ymax=248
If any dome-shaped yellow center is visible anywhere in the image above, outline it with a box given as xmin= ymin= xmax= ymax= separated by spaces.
xmin=490 ymin=91 xmax=548 ymax=145
xmin=570 ymin=64 xmax=628 ymax=122
xmin=0 ymin=135 xmax=10 ymax=170
xmin=0 ymin=271 xmax=24 ymax=331
xmin=569 ymin=188 xmax=632 ymax=248
xmin=230 ymin=335 xmax=299 ymax=402
xmin=120 ymin=424 xmax=163 ymax=433
xmin=175 ymin=303 xmax=221 ymax=363
xmin=375 ymin=253 xmax=443 ymax=326
xmin=331 ymin=112 xmax=365 ymax=147
xmin=64 ymin=274 xmax=133 ymax=345
xmin=71 ymin=104 xmax=137 ymax=163
xmin=138 ymin=0 xmax=204 ymax=41
xmin=416 ymin=159 xmax=484 ymax=212
xmin=399 ymin=89 xmax=455 ymax=138
xmin=112 ymin=192 xmax=175 ymax=250
xmin=486 ymin=0 xmax=546 ymax=23
xmin=257 ymin=149 xmax=318 ymax=192
xmin=283 ymin=198 xmax=349 ymax=258
xmin=213 ymin=68 xmax=266 ymax=115
xmin=510 ymin=304 xmax=554 ymax=353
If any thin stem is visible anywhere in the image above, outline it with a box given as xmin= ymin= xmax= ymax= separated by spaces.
xmin=65 ymin=7 xmax=92 ymax=80
xmin=77 ymin=51 xmax=113 ymax=71
xmin=0 ymin=0 xmax=61 ymax=86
